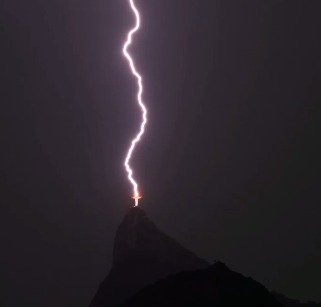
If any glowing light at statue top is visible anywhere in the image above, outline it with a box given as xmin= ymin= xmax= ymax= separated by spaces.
xmin=122 ymin=0 xmax=147 ymax=207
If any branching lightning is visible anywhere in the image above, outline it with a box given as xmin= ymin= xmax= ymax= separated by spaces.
xmin=122 ymin=0 xmax=147 ymax=207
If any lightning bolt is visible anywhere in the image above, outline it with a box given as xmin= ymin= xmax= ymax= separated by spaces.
xmin=123 ymin=0 xmax=147 ymax=207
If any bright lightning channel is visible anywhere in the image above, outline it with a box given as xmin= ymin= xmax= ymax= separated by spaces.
xmin=122 ymin=0 xmax=147 ymax=207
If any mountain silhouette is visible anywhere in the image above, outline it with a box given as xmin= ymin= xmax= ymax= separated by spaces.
xmin=272 ymin=292 xmax=321 ymax=307
xmin=90 ymin=207 xmax=320 ymax=307
xmin=121 ymin=261 xmax=282 ymax=307
xmin=89 ymin=206 xmax=208 ymax=307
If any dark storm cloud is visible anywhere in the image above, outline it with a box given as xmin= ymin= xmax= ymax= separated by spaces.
xmin=0 ymin=1 xmax=320 ymax=306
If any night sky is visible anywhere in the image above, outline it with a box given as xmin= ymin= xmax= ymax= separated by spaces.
xmin=0 ymin=1 xmax=320 ymax=306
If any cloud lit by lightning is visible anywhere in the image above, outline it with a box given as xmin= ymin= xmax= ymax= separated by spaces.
xmin=122 ymin=0 xmax=147 ymax=207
